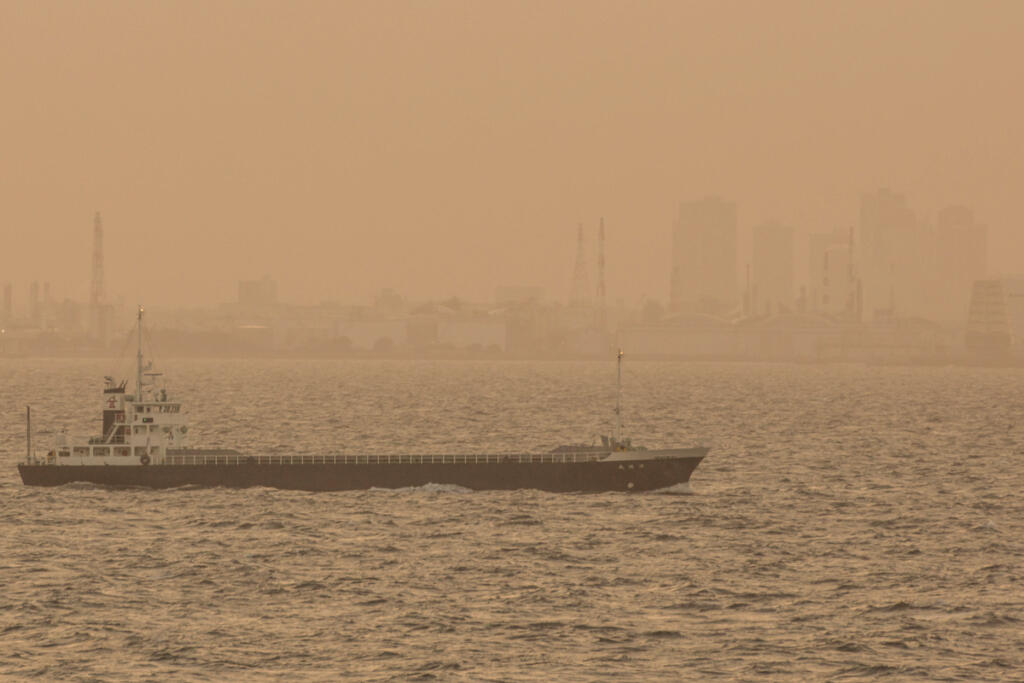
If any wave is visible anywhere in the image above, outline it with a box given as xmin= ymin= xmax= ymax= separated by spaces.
xmin=367 ymin=482 xmax=474 ymax=494
xmin=651 ymin=482 xmax=694 ymax=495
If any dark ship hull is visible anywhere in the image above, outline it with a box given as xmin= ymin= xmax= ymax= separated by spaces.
xmin=17 ymin=447 xmax=707 ymax=492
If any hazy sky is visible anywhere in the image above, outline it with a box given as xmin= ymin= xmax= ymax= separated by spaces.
xmin=2 ymin=1 xmax=1022 ymax=307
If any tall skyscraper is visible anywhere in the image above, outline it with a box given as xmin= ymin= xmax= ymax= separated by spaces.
xmin=751 ymin=222 xmax=794 ymax=315
xmin=820 ymin=244 xmax=854 ymax=316
xmin=859 ymin=189 xmax=918 ymax=319
xmin=670 ymin=196 xmax=737 ymax=315
xmin=928 ymin=206 xmax=987 ymax=322
xmin=808 ymin=228 xmax=848 ymax=314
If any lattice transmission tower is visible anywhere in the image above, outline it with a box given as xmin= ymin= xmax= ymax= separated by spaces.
xmin=90 ymin=212 xmax=106 ymax=340
xmin=569 ymin=223 xmax=590 ymax=307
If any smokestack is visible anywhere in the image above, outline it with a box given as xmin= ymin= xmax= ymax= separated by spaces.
xmin=569 ymin=223 xmax=590 ymax=307
xmin=889 ymin=263 xmax=896 ymax=317
xmin=596 ymin=218 xmax=606 ymax=329
xmin=29 ymin=281 xmax=39 ymax=323
xmin=847 ymin=226 xmax=855 ymax=280
xmin=744 ymin=263 xmax=751 ymax=316
xmin=91 ymin=212 xmax=107 ymax=342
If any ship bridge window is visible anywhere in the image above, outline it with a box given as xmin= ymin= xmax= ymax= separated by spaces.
xmin=115 ymin=447 xmax=130 ymax=457
xmin=73 ymin=447 xmax=88 ymax=457
xmin=93 ymin=447 xmax=110 ymax=457
xmin=58 ymin=448 xmax=70 ymax=457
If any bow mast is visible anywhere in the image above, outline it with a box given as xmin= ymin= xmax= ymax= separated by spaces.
xmin=136 ymin=306 xmax=144 ymax=401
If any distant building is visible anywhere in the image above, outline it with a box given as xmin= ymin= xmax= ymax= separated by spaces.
xmin=926 ymin=206 xmax=987 ymax=322
xmin=1003 ymin=278 xmax=1024 ymax=344
xmin=859 ymin=189 xmax=918 ymax=319
xmin=238 ymin=275 xmax=278 ymax=307
xmin=966 ymin=280 xmax=1011 ymax=357
xmin=438 ymin=318 xmax=507 ymax=351
xmin=621 ymin=313 xmax=739 ymax=358
xmin=670 ymin=196 xmax=737 ymax=315
xmin=750 ymin=222 xmax=794 ymax=315
xmin=57 ymin=299 xmax=84 ymax=334
xmin=808 ymin=228 xmax=850 ymax=315
xmin=373 ymin=288 xmax=405 ymax=314
xmin=407 ymin=314 xmax=438 ymax=347
xmin=335 ymin=319 xmax=407 ymax=350
xmin=967 ymin=277 xmax=1024 ymax=352
xmin=819 ymin=244 xmax=855 ymax=317
xmin=494 ymin=286 xmax=544 ymax=305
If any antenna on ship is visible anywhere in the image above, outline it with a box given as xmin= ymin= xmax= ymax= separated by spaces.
xmin=615 ymin=348 xmax=623 ymax=446
xmin=136 ymin=305 xmax=144 ymax=401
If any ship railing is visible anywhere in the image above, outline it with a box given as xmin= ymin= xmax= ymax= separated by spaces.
xmin=161 ymin=451 xmax=609 ymax=466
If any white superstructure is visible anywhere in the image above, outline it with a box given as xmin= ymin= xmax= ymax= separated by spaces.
xmin=30 ymin=306 xmax=189 ymax=467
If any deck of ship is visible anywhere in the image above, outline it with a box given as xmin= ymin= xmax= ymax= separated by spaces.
xmin=163 ymin=451 xmax=610 ymax=466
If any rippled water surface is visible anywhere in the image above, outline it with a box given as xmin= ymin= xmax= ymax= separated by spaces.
xmin=2 ymin=359 xmax=1023 ymax=680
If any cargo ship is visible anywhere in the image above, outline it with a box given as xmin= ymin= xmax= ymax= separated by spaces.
xmin=18 ymin=308 xmax=707 ymax=492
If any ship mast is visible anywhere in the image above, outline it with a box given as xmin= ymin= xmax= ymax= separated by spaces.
xmin=615 ymin=348 xmax=623 ymax=446
xmin=136 ymin=305 xmax=143 ymax=401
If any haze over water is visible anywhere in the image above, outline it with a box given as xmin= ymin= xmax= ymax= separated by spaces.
xmin=2 ymin=359 xmax=1022 ymax=680
xmin=3 ymin=1 xmax=1024 ymax=307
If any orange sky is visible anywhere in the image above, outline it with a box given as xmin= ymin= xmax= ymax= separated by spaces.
xmin=1 ymin=0 xmax=1022 ymax=307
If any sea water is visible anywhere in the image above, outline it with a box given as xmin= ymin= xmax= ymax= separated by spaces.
xmin=1 ymin=359 xmax=1022 ymax=680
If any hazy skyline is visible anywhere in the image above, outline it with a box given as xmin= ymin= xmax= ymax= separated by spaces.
xmin=2 ymin=1 xmax=1022 ymax=307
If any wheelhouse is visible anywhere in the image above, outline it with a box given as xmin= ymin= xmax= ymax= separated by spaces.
xmin=30 ymin=306 xmax=190 ymax=467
